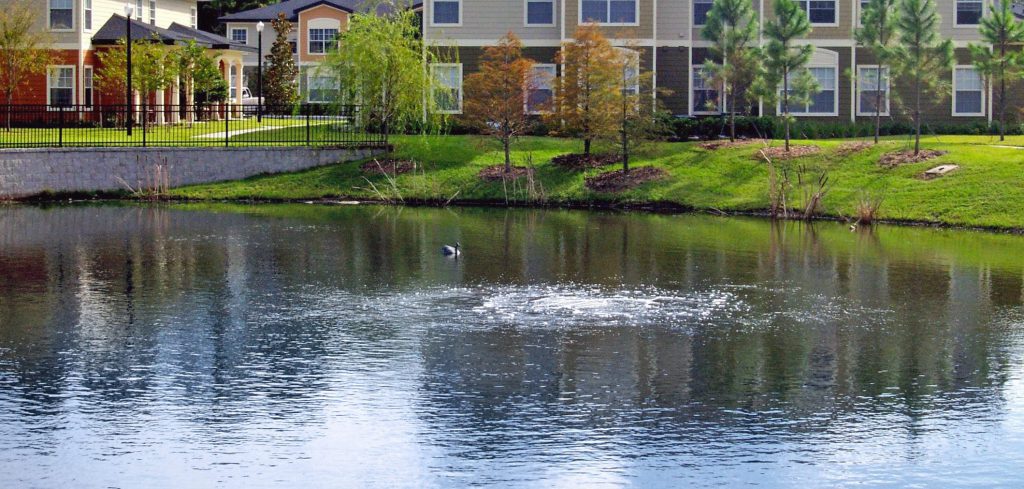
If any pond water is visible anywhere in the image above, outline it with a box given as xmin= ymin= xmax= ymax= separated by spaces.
xmin=1 ymin=204 xmax=1023 ymax=488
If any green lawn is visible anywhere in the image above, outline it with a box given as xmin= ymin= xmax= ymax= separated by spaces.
xmin=170 ymin=133 xmax=1024 ymax=229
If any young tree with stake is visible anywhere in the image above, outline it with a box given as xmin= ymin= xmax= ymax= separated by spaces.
xmin=761 ymin=0 xmax=816 ymax=152
xmin=970 ymin=1 xmax=1024 ymax=142
xmin=701 ymin=0 xmax=761 ymax=142
xmin=462 ymin=33 xmax=539 ymax=174
xmin=0 ymin=2 xmax=56 ymax=130
xmin=892 ymin=0 xmax=953 ymax=155
xmin=855 ymin=0 xmax=899 ymax=144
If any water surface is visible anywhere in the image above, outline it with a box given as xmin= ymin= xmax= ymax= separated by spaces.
xmin=1 ymin=204 xmax=1023 ymax=488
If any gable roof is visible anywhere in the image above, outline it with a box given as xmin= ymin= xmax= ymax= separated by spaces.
xmin=220 ymin=0 xmax=420 ymax=22
xmin=92 ymin=15 xmax=256 ymax=52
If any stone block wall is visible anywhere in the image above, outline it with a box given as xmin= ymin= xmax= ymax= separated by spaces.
xmin=0 ymin=146 xmax=384 ymax=199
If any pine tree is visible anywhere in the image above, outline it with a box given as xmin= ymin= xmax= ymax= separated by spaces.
xmin=855 ymin=0 xmax=898 ymax=144
xmin=547 ymin=24 xmax=620 ymax=156
xmin=970 ymin=1 xmax=1024 ymax=142
xmin=701 ymin=0 xmax=760 ymax=142
xmin=263 ymin=13 xmax=299 ymax=110
xmin=462 ymin=32 xmax=538 ymax=173
xmin=893 ymin=0 xmax=953 ymax=155
xmin=762 ymin=0 xmax=815 ymax=152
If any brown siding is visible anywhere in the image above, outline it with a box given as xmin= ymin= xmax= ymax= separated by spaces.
xmin=657 ymin=47 xmax=689 ymax=115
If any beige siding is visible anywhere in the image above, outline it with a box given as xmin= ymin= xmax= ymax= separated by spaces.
xmin=565 ymin=0 xmax=654 ymax=39
xmin=657 ymin=0 xmax=690 ymax=42
xmin=425 ymin=0 xmax=562 ymax=41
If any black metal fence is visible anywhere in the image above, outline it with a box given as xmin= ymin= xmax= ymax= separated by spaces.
xmin=0 ymin=104 xmax=387 ymax=149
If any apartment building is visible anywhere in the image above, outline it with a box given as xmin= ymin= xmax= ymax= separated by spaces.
xmin=4 ymin=0 xmax=251 ymax=108
xmin=422 ymin=0 xmax=1010 ymax=124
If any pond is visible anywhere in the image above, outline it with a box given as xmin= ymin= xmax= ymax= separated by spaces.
xmin=1 ymin=204 xmax=1023 ymax=488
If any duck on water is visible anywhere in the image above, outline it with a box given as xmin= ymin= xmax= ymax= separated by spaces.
xmin=442 ymin=243 xmax=461 ymax=257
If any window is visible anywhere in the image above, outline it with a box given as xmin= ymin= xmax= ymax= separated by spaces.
xmin=149 ymin=0 xmax=156 ymax=25
xmin=308 ymin=28 xmax=338 ymax=54
xmin=617 ymin=48 xmax=640 ymax=96
xmin=49 ymin=0 xmax=73 ymax=30
xmin=431 ymin=64 xmax=462 ymax=113
xmin=954 ymin=66 xmax=984 ymax=116
xmin=858 ymin=0 xmax=867 ymax=26
xmin=525 ymin=0 xmax=555 ymax=26
xmin=190 ymin=7 xmax=197 ymax=29
xmin=432 ymin=0 xmax=461 ymax=25
xmin=527 ymin=64 xmax=556 ymax=113
xmin=84 ymin=0 xmax=92 ymax=30
xmin=289 ymin=40 xmax=298 ymax=53
xmin=798 ymin=1 xmax=836 ymax=25
xmin=857 ymin=66 xmax=889 ymax=116
xmin=47 ymin=66 xmax=74 ymax=107
xmin=308 ymin=73 xmax=339 ymax=103
xmin=782 ymin=67 xmax=836 ymax=115
xmin=580 ymin=0 xmax=637 ymax=25
xmin=83 ymin=66 xmax=94 ymax=108
xmin=692 ymin=66 xmax=720 ymax=114
xmin=231 ymin=28 xmax=248 ymax=44
xmin=136 ymin=0 xmax=143 ymax=20
xmin=694 ymin=0 xmax=713 ymax=26
xmin=956 ymin=0 xmax=983 ymax=26
xmin=229 ymin=64 xmax=238 ymax=100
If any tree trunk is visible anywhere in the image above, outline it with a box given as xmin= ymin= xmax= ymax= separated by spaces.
xmin=914 ymin=73 xmax=921 ymax=156
xmin=584 ymin=138 xmax=591 ymax=156
xmin=5 ymin=91 xmax=12 ymax=132
xmin=1000 ymin=58 xmax=1007 ymax=142
xmin=874 ymin=63 xmax=882 ymax=145
xmin=783 ymin=67 xmax=790 ymax=152
xmin=503 ymin=134 xmax=512 ymax=173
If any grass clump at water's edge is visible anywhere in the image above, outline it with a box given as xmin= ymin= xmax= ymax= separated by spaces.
xmin=169 ymin=134 xmax=1024 ymax=230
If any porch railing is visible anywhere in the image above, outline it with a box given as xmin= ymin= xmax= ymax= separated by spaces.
xmin=0 ymin=104 xmax=387 ymax=149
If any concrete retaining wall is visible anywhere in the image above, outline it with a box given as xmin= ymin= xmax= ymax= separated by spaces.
xmin=0 ymin=146 xmax=384 ymax=199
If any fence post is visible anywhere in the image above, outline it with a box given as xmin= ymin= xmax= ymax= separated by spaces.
xmin=142 ymin=103 xmax=147 ymax=147
xmin=58 ymin=106 xmax=64 ymax=148
xmin=305 ymin=105 xmax=311 ymax=146
xmin=225 ymin=104 xmax=230 ymax=148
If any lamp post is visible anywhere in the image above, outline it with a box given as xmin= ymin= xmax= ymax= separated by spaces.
xmin=256 ymin=21 xmax=264 ymax=123
xmin=124 ymin=3 xmax=134 ymax=136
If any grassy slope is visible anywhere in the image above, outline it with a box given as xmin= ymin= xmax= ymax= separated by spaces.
xmin=170 ymin=134 xmax=1024 ymax=229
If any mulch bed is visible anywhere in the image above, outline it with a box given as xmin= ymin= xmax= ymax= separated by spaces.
xmin=753 ymin=145 xmax=821 ymax=161
xmin=478 ymin=165 xmax=534 ymax=181
xmin=878 ymin=149 xmax=947 ymax=169
xmin=835 ymin=141 xmax=873 ymax=157
xmin=361 ymin=159 xmax=417 ymax=176
xmin=699 ymin=139 xmax=764 ymax=150
xmin=584 ymin=167 xmax=667 ymax=193
xmin=551 ymin=153 xmax=621 ymax=170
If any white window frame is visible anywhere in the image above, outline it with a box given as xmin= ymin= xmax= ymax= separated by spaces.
xmin=48 ymin=0 xmax=74 ymax=31
xmin=693 ymin=0 xmax=713 ymax=26
xmin=858 ymin=0 xmax=867 ymax=26
xmin=430 ymin=0 xmax=462 ymax=27
xmin=46 ymin=65 xmax=76 ymax=108
xmin=135 ymin=0 xmax=143 ymax=21
xmin=955 ymin=0 xmax=984 ymax=27
xmin=306 ymin=71 xmax=340 ymax=104
xmin=952 ymin=65 xmax=985 ymax=117
xmin=578 ymin=0 xmax=639 ymax=27
xmin=526 ymin=63 xmax=557 ymax=114
xmin=616 ymin=47 xmax=640 ymax=95
xmin=84 ymin=0 xmax=92 ymax=30
xmin=856 ymin=65 xmax=889 ymax=116
xmin=798 ymin=0 xmax=839 ymax=27
xmin=230 ymin=28 xmax=248 ymax=45
xmin=229 ymin=64 xmax=238 ymax=100
xmin=149 ymin=0 xmax=156 ymax=25
xmin=524 ymin=0 xmax=556 ymax=27
xmin=691 ymin=65 xmax=721 ymax=115
xmin=190 ymin=7 xmax=197 ymax=29
xmin=430 ymin=63 xmax=463 ymax=114
xmin=307 ymin=27 xmax=339 ymax=55
xmin=778 ymin=65 xmax=839 ymax=117
xmin=83 ymin=65 xmax=94 ymax=110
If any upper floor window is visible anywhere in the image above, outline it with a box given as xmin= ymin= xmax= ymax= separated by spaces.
xmin=432 ymin=0 xmax=461 ymax=26
xmin=49 ymin=0 xmax=73 ymax=30
xmin=580 ymin=0 xmax=637 ymax=25
xmin=136 ymin=0 xmax=143 ymax=21
xmin=84 ymin=0 xmax=92 ymax=30
xmin=953 ymin=66 xmax=984 ymax=116
xmin=694 ymin=0 xmax=713 ymax=26
xmin=309 ymin=28 xmax=339 ymax=54
xmin=956 ymin=0 xmax=983 ymax=26
xmin=149 ymin=0 xmax=156 ymax=25
xmin=798 ymin=1 xmax=836 ymax=25
xmin=231 ymin=28 xmax=248 ymax=44
xmin=858 ymin=0 xmax=867 ymax=26
xmin=190 ymin=7 xmax=197 ymax=29
xmin=525 ymin=0 xmax=555 ymax=26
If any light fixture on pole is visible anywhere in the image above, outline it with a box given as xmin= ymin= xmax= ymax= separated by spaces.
xmin=256 ymin=20 xmax=264 ymax=123
xmin=124 ymin=3 xmax=134 ymax=136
